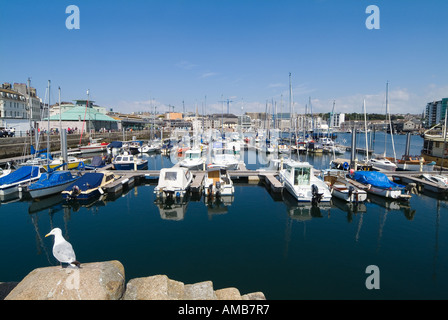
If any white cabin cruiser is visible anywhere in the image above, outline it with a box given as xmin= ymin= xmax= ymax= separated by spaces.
xmin=278 ymin=160 xmax=332 ymax=204
xmin=368 ymin=156 xmax=397 ymax=171
xmin=203 ymin=165 xmax=234 ymax=198
xmin=154 ymin=167 xmax=193 ymax=200
xmin=179 ymin=148 xmax=205 ymax=170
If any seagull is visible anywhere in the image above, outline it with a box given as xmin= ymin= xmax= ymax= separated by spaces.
xmin=45 ymin=228 xmax=81 ymax=268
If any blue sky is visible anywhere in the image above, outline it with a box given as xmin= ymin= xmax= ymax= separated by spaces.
xmin=1 ymin=0 xmax=447 ymax=116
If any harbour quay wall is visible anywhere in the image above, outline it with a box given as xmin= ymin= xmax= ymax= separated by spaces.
xmin=0 ymin=130 xmax=152 ymax=160
xmin=1 ymin=260 xmax=265 ymax=300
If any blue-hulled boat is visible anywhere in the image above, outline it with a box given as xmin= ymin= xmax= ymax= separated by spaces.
xmin=84 ymin=155 xmax=109 ymax=170
xmin=0 ymin=166 xmax=46 ymax=196
xmin=112 ymin=153 xmax=148 ymax=170
xmin=61 ymin=171 xmax=118 ymax=201
xmin=27 ymin=170 xmax=80 ymax=199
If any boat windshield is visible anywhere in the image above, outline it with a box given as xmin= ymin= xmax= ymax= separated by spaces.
xmin=294 ymin=167 xmax=311 ymax=185
xmin=188 ymin=152 xmax=200 ymax=159
xmin=165 ymin=171 xmax=178 ymax=181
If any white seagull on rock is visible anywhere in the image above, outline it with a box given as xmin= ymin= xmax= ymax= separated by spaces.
xmin=45 ymin=228 xmax=81 ymax=268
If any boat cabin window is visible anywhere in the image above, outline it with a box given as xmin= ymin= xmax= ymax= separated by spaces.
xmin=294 ymin=167 xmax=310 ymax=185
xmin=116 ymin=156 xmax=122 ymax=162
xmin=105 ymin=174 xmax=114 ymax=182
xmin=165 ymin=171 xmax=177 ymax=181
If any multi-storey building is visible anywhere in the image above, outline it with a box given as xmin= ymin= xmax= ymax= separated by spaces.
xmin=0 ymin=82 xmax=42 ymax=132
xmin=425 ymin=98 xmax=448 ymax=128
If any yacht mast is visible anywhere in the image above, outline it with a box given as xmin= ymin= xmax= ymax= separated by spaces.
xmin=46 ymin=80 xmax=51 ymax=168
xmin=363 ymin=99 xmax=369 ymax=161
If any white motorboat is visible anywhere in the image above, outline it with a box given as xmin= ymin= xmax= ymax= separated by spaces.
xmin=154 ymin=167 xmax=193 ymax=199
xmin=211 ymin=144 xmax=239 ymax=170
xmin=421 ymin=174 xmax=448 ymax=187
xmin=323 ymin=171 xmax=367 ymax=203
xmin=139 ymin=142 xmax=160 ymax=153
xmin=278 ymin=160 xmax=332 ymax=204
xmin=79 ymin=138 xmax=108 ymax=153
xmin=368 ymin=156 xmax=397 ymax=171
xmin=203 ymin=165 xmax=234 ymax=198
xmin=179 ymin=148 xmax=205 ymax=170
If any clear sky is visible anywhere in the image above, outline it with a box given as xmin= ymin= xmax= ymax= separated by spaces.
xmin=1 ymin=0 xmax=447 ymax=116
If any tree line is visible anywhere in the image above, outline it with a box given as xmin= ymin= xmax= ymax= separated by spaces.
xmin=320 ymin=112 xmax=405 ymax=121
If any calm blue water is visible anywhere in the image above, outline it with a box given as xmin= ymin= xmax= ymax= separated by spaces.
xmin=1 ymin=132 xmax=447 ymax=300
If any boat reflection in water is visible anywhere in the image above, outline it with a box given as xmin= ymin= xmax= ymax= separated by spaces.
xmin=331 ymin=196 xmax=367 ymax=223
xmin=331 ymin=197 xmax=367 ymax=214
xmin=282 ymin=190 xmax=330 ymax=221
xmin=63 ymin=194 xmax=107 ymax=212
xmin=28 ymin=193 xmax=64 ymax=215
xmin=368 ymin=193 xmax=416 ymax=220
xmin=154 ymin=197 xmax=189 ymax=221
xmin=204 ymin=195 xmax=234 ymax=219
xmin=0 ymin=192 xmax=21 ymax=205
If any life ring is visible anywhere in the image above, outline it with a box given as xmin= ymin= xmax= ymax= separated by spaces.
xmin=343 ymin=162 xmax=349 ymax=170
xmin=78 ymin=161 xmax=85 ymax=169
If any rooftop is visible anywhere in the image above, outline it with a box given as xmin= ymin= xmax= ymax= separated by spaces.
xmin=47 ymin=106 xmax=117 ymax=122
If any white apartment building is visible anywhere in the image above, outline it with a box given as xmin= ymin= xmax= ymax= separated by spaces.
xmin=0 ymin=82 xmax=42 ymax=133
xmin=330 ymin=113 xmax=345 ymax=128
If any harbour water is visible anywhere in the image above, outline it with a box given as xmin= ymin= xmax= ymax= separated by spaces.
xmin=1 ymin=132 xmax=447 ymax=299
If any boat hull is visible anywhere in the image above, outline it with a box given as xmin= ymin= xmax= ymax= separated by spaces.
xmin=112 ymin=162 xmax=148 ymax=170
xmin=331 ymin=186 xmax=368 ymax=202
xmin=279 ymin=175 xmax=332 ymax=203
xmin=62 ymin=188 xmax=103 ymax=201
xmin=79 ymin=145 xmax=107 ymax=153
xmin=366 ymin=186 xmax=405 ymax=199
xmin=28 ymin=180 xmax=78 ymax=199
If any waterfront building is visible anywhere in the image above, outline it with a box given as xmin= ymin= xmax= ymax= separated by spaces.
xmin=238 ymin=114 xmax=251 ymax=130
xmin=165 ymin=112 xmax=183 ymax=120
xmin=329 ymin=113 xmax=345 ymax=128
xmin=50 ymin=100 xmax=108 ymax=118
xmin=0 ymin=82 xmax=42 ymax=133
xmin=424 ymin=98 xmax=448 ymax=128
xmin=40 ymin=102 xmax=118 ymax=133
xmin=12 ymin=83 xmax=41 ymax=122
xmin=107 ymin=112 xmax=146 ymax=131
